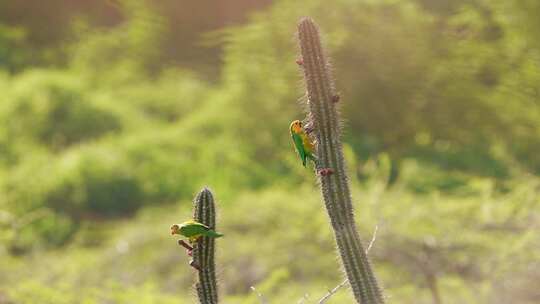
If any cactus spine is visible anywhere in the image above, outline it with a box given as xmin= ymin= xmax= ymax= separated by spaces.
xmin=192 ymin=187 xmax=219 ymax=304
xmin=297 ymin=17 xmax=384 ymax=304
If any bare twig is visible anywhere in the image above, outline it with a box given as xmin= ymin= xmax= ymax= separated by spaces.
xmin=366 ymin=225 xmax=379 ymax=254
xmin=178 ymin=240 xmax=193 ymax=251
xmin=297 ymin=293 xmax=309 ymax=304
xmin=250 ymin=286 xmax=269 ymax=304
xmin=318 ymin=225 xmax=379 ymax=304
xmin=318 ymin=280 xmax=349 ymax=304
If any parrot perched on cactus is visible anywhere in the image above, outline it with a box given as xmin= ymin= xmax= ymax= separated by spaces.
xmin=171 ymin=220 xmax=223 ymax=244
xmin=290 ymin=120 xmax=317 ymax=167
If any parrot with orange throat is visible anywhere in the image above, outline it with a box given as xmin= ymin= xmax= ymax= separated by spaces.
xmin=290 ymin=120 xmax=317 ymax=167
xmin=171 ymin=220 xmax=223 ymax=244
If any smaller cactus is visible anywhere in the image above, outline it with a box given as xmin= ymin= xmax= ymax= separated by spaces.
xmin=191 ymin=188 xmax=220 ymax=304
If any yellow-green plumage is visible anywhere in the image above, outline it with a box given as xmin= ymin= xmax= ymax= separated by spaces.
xmin=171 ymin=220 xmax=224 ymax=243
xmin=290 ymin=120 xmax=316 ymax=167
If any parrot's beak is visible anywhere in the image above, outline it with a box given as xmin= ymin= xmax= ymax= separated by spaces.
xmin=170 ymin=224 xmax=179 ymax=235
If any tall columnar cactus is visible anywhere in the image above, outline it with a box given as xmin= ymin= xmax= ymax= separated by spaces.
xmin=297 ymin=17 xmax=384 ymax=304
xmin=192 ymin=187 xmax=219 ymax=304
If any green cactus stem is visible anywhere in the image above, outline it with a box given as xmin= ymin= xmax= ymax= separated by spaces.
xmin=297 ymin=17 xmax=384 ymax=304
xmin=192 ymin=187 xmax=219 ymax=304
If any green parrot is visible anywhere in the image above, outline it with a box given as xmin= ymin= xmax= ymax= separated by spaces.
xmin=290 ymin=120 xmax=317 ymax=167
xmin=170 ymin=220 xmax=224 ymax=243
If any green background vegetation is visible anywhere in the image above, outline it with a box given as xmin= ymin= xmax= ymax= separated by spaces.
xmin=0 ymin=0 xmax=538 ymax=303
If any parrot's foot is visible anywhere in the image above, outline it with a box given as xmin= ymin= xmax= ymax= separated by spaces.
xmin=189 ymin=259 xmax=201 ymax=271
xmin=331 ymin=94 xmax=340 ymax=103
xmin=188 ymin=236 xmax=201 ymax=244
xmin=296 ymin=58 xmax=303 ymax=66
xmin=318 ymin=168 xmax=334 ymax=176
xmin=303 ymin=119 xmax=315 ymax=134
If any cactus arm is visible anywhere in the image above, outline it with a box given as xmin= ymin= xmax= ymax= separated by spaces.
xmin=297 ymin=17 xmax=384 ymax=304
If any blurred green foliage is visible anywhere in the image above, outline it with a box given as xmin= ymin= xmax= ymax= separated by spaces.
xmin=2 ymin=70 xmax=122 ymax=149
xmin=0 ymin=24 xmax=27 ymax=71
xmin=1 ymin=178 xmax=538 ymax=303
xmin=0 ymin=0 xmax=539 ymax=303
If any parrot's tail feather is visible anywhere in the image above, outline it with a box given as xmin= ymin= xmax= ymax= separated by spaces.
xmin=206 ymin=230 xmax=224 ymax=238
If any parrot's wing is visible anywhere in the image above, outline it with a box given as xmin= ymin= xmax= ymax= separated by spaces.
xmin=194 ymin=222 xmax=210 ymax=229
xmin=180 ymin=220 xmax=209 ymax=229
xmin=292 ymin=132 xmax=307 ymax=166
xmin=192 ymin=224 xmax=211 ymax=234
